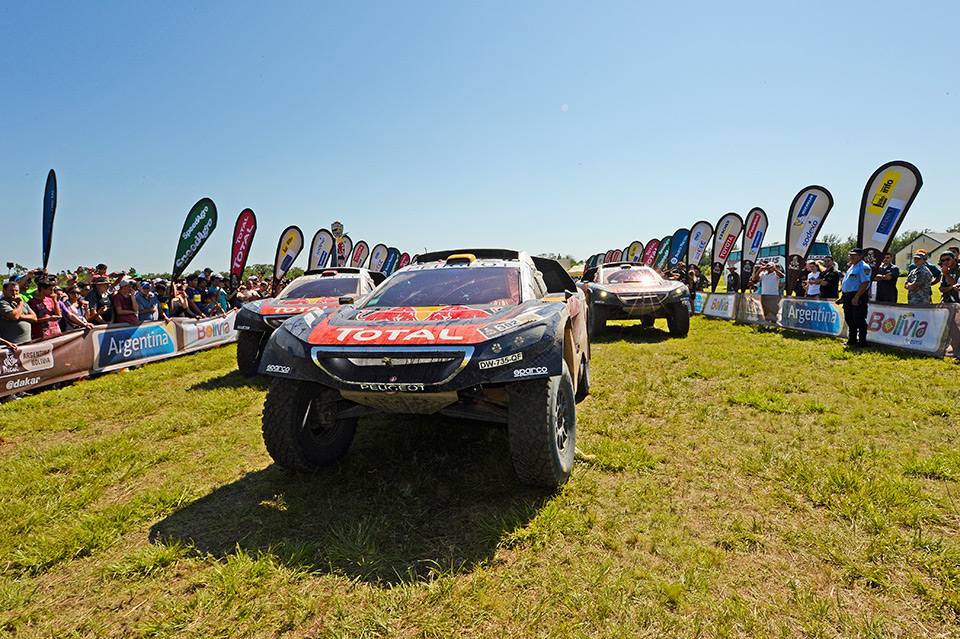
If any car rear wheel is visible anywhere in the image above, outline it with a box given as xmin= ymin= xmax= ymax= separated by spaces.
xmin=507 ymin=362 xmax=576 ymax=488
xmin=236 ymin=330 xmax=267 ymax=377
xmin=588 ymin=302 xmax=607 ymax=337
xmin=261 ymin=379 xmax=358 ymax=472
xmin=666 ymin=303 xmax=690 ymax=337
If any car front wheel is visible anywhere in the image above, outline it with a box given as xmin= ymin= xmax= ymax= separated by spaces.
xmin=507 ymin=362 xmax=576 ymax=488
xmin=666 ymin=302 xmax=690 ymax=337
xmin=236 ymin=330 xmax=267 ymax=376
xmin=261 ymin=379 xmax=358 ymax=472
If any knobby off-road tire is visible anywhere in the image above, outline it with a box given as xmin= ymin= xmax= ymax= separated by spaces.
xmin=640 ymin=315 xmax=655 ymax=327
xmin=666 ymin=302 xmax=690 ymax=337
xmin=261 ymin=379 xmax=358 ymax=472
xmin=236 ymin=330 xmax=267 ymax=377
xmin=588 ymin=302 xmax=607 ymax=337
xmin=507 ymin=362 xmax=576 ymax=488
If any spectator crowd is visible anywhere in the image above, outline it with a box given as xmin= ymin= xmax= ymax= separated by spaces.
xmin=2 ymin=263 xmax=275 ymax=350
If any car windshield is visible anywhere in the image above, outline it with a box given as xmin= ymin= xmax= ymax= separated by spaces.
xmin=278 ymin=277 xmax=359 ymax=299
xmin=603 ymin=267 xmax=662 ymax=285
xmin=362 ymin=266 xmax=520 ymax=307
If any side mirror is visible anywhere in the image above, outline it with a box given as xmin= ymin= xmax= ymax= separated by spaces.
xmin=338 ymin=296 xmax=355 ymax=304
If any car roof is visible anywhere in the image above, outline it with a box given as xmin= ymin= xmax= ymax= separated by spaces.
xmin=411 ymin=249 xmax=577 ymax=294
xmin=300 ymin=267 xmax=386 ymax=285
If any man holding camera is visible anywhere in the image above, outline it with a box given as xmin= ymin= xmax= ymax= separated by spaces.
xmin=751 ymin=261 xmax=784 ymax=324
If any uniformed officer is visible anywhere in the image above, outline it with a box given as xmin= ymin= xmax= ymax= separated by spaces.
xmin=841 ymin=248 xmax=872 ymax=347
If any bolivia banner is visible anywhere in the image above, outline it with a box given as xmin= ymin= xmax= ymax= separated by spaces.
xmin=785 ymin=186 xmax=833 ymax=295
xmin=230 ymin=209 xmax=257 ymax=291
xmin=741 ymin=208 xmax=767 ymax=289
xmin=273 ymin=225 xmax=304 ymax=294
xmin=858 ymin=160 xmax=923 ymax=268
xmin=669 ymin=229 xmax=690 ymax=268
xmin=172 ymin=198 xmax=217 ymax=281
xmin=642 ymin=239 xmax=660 ymax=266
xmin=351 ymin=240 xmax=370 ymax=268
xmin=42 ymin=169 xmax=57 ymax=270
xmin=308 ymin=229 xmax=335 ymax=270
xmin=687 ymin=221 xmax=713 ymax=268
xmin=711 ymin=212 xmax=743 ymax=291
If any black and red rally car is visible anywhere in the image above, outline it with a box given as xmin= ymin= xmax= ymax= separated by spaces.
xmin=578 ymin=262 xmax=691 ymax=337
xmin=234 ymin=267 xmax=385 ymax=376
xmin=257 ymin=249 xmax=590 ymax=487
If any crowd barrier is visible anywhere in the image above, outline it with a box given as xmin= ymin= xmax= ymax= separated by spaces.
xmin=693 ymin=293 xmax=960 ymax=357
xmin=1 ymin=311 xmax=238 ymax=399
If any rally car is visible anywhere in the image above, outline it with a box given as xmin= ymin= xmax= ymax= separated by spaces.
xmin=234 ymin=268 xmax=385 ymax=376
xmin=579 ymin=262 xmax=690 ymax=337
xmin=257 ymin=249 xmax=590 ymax=488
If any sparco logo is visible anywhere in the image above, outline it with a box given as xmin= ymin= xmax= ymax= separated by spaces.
xmin=359 ymin=382 xmax=425 ymax=392
xmin=265 ymin=364 xmax=291 ymax=373
xmin=513 ymin=366 xmax=548 ymax=377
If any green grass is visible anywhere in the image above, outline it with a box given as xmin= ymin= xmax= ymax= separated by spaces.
xmin=1 ymin=320 xmax=960 ymax=637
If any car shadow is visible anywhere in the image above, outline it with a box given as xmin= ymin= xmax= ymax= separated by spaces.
xmin=150 ymin=414 xmax=552 ymax=585
xmin=189 ymin=371 xmax=272 ymax=391
xmin=591 ymin=321 xmax=673 ymax=344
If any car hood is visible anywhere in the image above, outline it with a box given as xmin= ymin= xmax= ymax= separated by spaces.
xmin=294 ymin=301 xmax=552 ymax=346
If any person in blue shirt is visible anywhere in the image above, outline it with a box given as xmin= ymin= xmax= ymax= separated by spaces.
xmin=840 ymin=248 xmax=872 ymax=347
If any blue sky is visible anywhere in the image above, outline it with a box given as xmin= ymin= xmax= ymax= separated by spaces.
xmin=3 ymin=1 xmax=958 ymax=275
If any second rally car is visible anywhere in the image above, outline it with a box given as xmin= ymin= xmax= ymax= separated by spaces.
xmin=257 ymin=249 xmax=590 ymax=488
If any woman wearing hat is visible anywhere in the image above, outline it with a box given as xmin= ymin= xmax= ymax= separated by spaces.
xmin=111 ymin=279 xmax=141 ymax=325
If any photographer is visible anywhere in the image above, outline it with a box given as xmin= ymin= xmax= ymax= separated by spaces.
xmin=752 ymin=262 xmax=784 ymax=323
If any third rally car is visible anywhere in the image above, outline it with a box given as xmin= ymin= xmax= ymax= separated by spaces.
xmin=579 ymin=262 xmax=691 ymax=337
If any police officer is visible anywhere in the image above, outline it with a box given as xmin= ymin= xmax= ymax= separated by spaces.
xmin=841 ymin=248 xmax=872 ymax=347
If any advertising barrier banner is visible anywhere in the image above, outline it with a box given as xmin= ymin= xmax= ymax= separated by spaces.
xmin=865 ymin=302 xmax=949 ymax=354
xmin=779 ymin=298 xmax=846 ymax=338
xmin=0 ymin=312 xmax=239 ymax=399
xmin=702 ymin=293 xmax=737 ymax=320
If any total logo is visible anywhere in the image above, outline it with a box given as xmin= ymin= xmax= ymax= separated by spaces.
xmin=513 ymin=366 xmax=548 ymax=378
xmin=334 ymin=327 xmax=464 ymax=342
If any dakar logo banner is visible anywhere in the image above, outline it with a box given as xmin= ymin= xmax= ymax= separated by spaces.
xmin=335 ymin=235 xmax=353 ymax=268
xmin=230 ymin=209 xmax=257 ymax=291
xmin=866 ymin=303 xmax=949 ymax=354
xmin=42 ymin=169 xmax=57 ymax=270
xmin=687 ymin=221 xmax=713 ymax=268
xmin=740 ymin=207 xmax=767 ymax=291
xmin=173 ymin=198 xmax=217 ymax=280
xmin=668 ymin=229 xmax=690 ymax=268
xmin=309 ymin=229 xmax=335 ymax=270
xmin=711 ymin=212 xmax=743 ymax=291
xmin=785 ymin=186 xmax=833 ymax=296
xmin=858 ymin=161 xmax=923 ymax=269
xmin=1 ymin=342 xmax=54 ymax=379
xmin=779 ymin=298 xmax=845 ymax=337
xmin=273 ymin=225 xmax=304 ymax=292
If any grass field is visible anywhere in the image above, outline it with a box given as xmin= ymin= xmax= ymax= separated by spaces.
xmin=2 ymin=316 xmax=959 ymax=638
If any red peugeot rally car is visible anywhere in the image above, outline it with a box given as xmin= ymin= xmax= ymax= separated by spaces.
xmin=257 ymin=249 xmax=590 ymax=487
xmin=234 ymin=267 xmax=385 ymax=376
xmin=578 ymin=262 xmax=691 ymax=337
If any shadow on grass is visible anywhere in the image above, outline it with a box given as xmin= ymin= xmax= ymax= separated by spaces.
xmin=591 ymin=322 xmax=673 ymax=344
xmin=150 ymin=414 xmax=552 ymax=586
xmin=189 ymin=371 xmax=272 ymax=391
